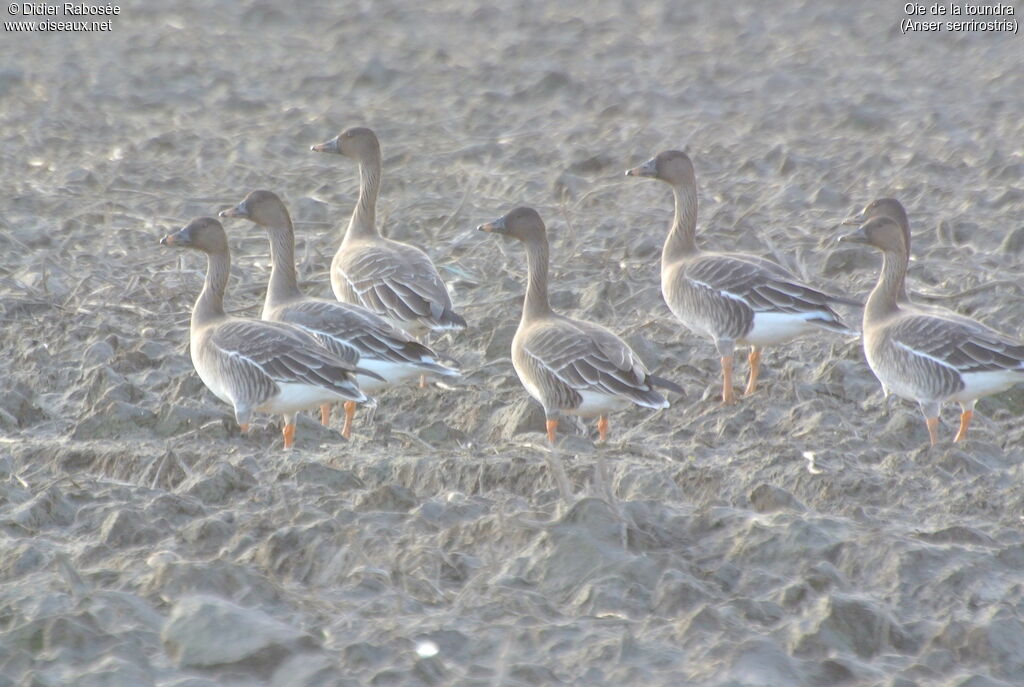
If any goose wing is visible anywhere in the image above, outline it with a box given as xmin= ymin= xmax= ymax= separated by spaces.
xmin=210 ymin=319 xmax=367 ymax=401
xmin=687 ymin=253 xmax=852 ymax=317
xmin=521 ymin=319 xmax=668 ymax=410
xmin=275 ymin=298 xmax=457 ymax=372
xmin=887 ymin=312 xmax=1024 ymax=375
xmin=336 ymin=240 xmax=466 ymax=330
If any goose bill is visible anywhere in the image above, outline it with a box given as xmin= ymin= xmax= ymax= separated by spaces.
xmin=625 ymin=158 xmax=657 ymax=177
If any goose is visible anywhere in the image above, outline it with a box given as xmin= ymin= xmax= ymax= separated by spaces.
xmin=310 ymin=127 xmax=466 ymax=334
xmin=478 ymin=207 xmax=684 ymax=444
xmin=842 ymin=197 xmax=985 ymax=406
xmin=220 ymin=190 xmax=461 ymax=439
xmin=839 ymin=215 xmax=1024 ymax=445
xmin=844 ymin=198 xmax=981 ymax=322
xmin=159 ymin=217 xmax=371 ymax=450
xmin=844 ymin=199 xmax=912 ymax=303
xmin=626 ymin=150 xmax=856 ymax=405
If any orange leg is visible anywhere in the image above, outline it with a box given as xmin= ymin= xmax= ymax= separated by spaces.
xmin=925 ymin=417 xmax=939 ymax=446
xmin=282 ymin=422 xmax=296 ymax=450
xmin=721 ymin=356 xmax=736 ymax=406
xmin=342 ymin=401 xmax=357 ymax=440
xmin=954 ymin=409 xmax=973 ymax=442
xmin=239 ymin=423 xmax=250 ymax=434
xmin=419 ymin=374 xmax=427 ymax=389
xmin=597 ymin=415 xmax=609 ymax=442
xmin=546 ymin=419 xmax=558 ymax=445
xmin=743 ymin=348 xmax=762 ymax=396
xmin=320 ymin=404 xmax=331 ymax=427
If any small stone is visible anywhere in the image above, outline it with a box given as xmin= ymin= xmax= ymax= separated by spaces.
xmin=161 ymin=595 xmax=312 ymax=669
xmin=750 ymin=484 xmax=805 ymax=513
xmin=355 ymin=56 xmax=399 ymax=87
xmin=487 ymin=398 xmax=546 ymax=441
xmin=271 ymin=653 xmax=344 ymax=687
xmin=355 ymin=485 xmax=417 ymax=512
xmin=10 ymin=487 xmax=75 ymax=530
xmin=183 ymin=462 xmax=256 ymax=505
xmin=484 ymin=323 xmax=516 ymax=361
xmin=811 ymin=187 xmax=850 ymax=208
xmin=965 ymin=617 xmax=1024 ymax=679
xmin=0 ymin=67 xmax=24 ymax=97
xmin=652 ymin=569 xmax=710 ymax=616
xmin=83 ymin=341 xmax=116 ymax=366
xmin=100 ymin=509 xmax=161 ymax=548
xmin=999 ymin=226 xmax=1024 ymax=255
xmin=65 ymin=168 xmax=100 ymax=187
xmin=291 ymin=462 xmax=363 ymax=490
xmin=417 ymin=420 xmax=450 ymax=443
xmin=568 ymin=154 xmax=613 ymax=175
xmin=552 ymin=171 xmax=586 ymax=201
xmin=73 ymin=657 xmax=154 ymax=687
xmin=181 ymin=517 xmax=234 ymax=556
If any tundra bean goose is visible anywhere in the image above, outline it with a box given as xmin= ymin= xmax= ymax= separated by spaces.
xmin=311 ymin=127 xmax=466 ymax=333
xmin=626 ymin=150 xmax=856 ymax=405
xmin=479 ymin=207 xmax=684 ymax=444
xmin=843 ymin=198 xmax=988 ymax=405
xmin=839 ymin=215 xmax=1024 ymax=445
xmin=220 ymin=190 xmax=460 ymax=439
xmin=160 ymin=217 xmax=370 ymax=450
xmin=844 ymin=198 xmax=988 ymax=324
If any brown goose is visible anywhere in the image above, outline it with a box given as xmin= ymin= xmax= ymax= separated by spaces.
xmin=310 ymin=127 xmax=466 ymax=333
xmin=842 ymin=197 xmax=986 ymax=406
xmin=160 ymin=218 xmax=370 ymax=450
xmin=478 ymin=207 xmax=684 ymax=444
xmin=220 ymin=190 xmax=460 ymax=439
xmin=839 ymin=215 xmax=1024 ymax=444
xmin=626 ymin=150 xmax=856 ymax=405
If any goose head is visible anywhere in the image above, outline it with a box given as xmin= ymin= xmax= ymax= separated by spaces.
xmin=311 ymin=126 xmax=380 ymax=160
xmin=838 ymin=215 xmax=906 ymax=254
xmin=625 ymin=150 xmax=695 ymax=187
xmin=220 ymin=190 xmax=290 ymax=229
xmin=477 ymin=206 xmax=547 ymax=245
xmin=843 ymin=198 xmax=908 ymax=230
xmin=160 ymin=217 xmax=229 ymax=254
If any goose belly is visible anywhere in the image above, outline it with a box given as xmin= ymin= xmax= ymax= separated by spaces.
xmin=565 ymin=391 xmax=631 ymax=417
xmin=949 ymin=370 xmax=1024 ymax=403
xmin=864 ymin=345 xmax=922 ymax=402
xmin=330 ymin=263 xmax=360 ymax=306
xmin=357 ymin=358 xmax=423 ymax=391
xmin=741 ymin=312 xmax=823 ymax=346
xmin=864 ymin=338 xmax=960 ymax=404
xmin=191 ymin=349 xmax=235 ymax=407
xmin=662 ymin=271 xmax=752 ymax=342
xmin=258 ymin=383 xmax=349 ymax=415
xmin=511 ymin=355 xmax=546 ymax=407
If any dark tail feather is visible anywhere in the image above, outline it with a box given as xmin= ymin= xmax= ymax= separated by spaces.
xmin=826 ymin=294 xmax=862 ymax=308
xmin=648 ymin=374 xmax=685 ymax=396
xmin=435 ymin=310 xmax=467 ymax=331
xmin=418 ymin=361 xmax=462 ymax=377
xmin=813 ymin=315 xmax=858 ymax=337
xmin=354 ymin=366 xmax=387 ymax=383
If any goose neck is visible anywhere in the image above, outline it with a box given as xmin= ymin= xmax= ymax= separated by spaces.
xmin=663 ymin=182 xmax=699 ymax=265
